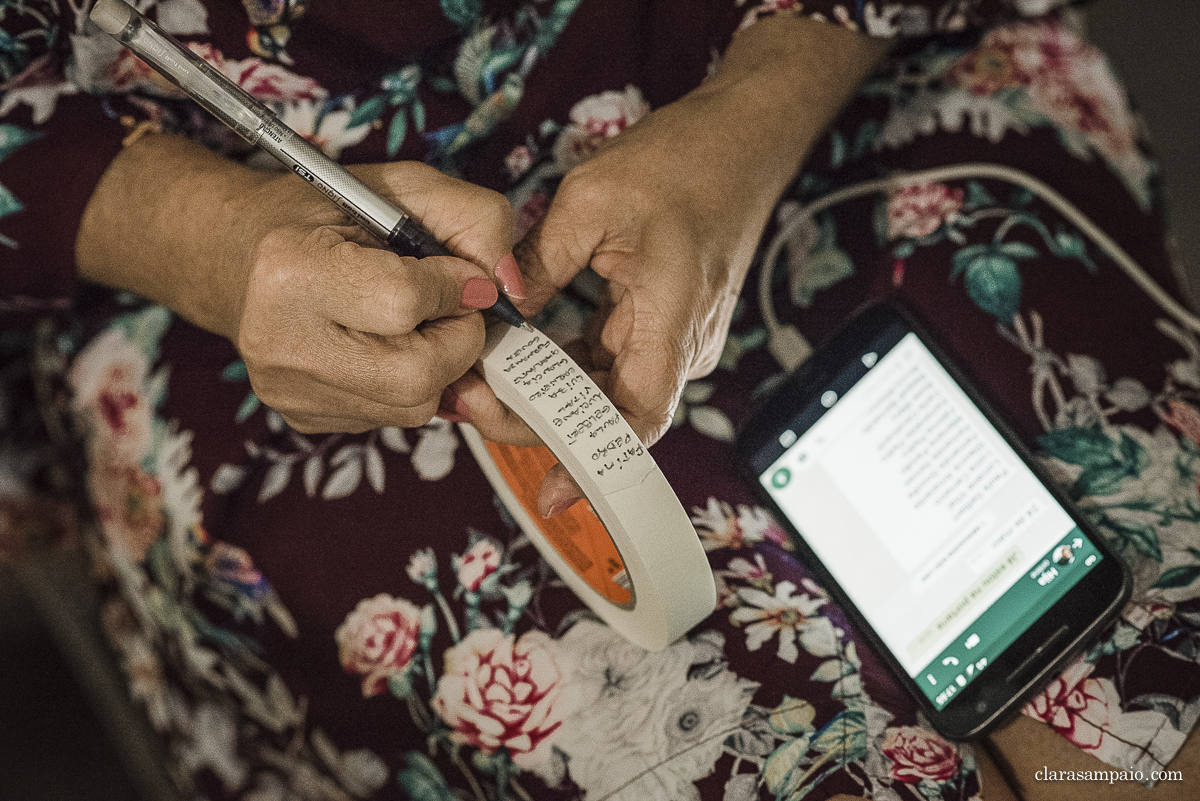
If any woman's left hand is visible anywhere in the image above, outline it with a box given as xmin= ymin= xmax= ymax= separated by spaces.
xmin=458 ymin=16 xmax=890 ymax=516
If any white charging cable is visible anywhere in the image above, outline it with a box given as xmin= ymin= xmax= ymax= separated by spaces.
xmin=759 ymin=162 xmax=1200 ymax=370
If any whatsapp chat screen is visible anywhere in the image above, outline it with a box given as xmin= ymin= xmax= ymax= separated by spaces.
xmin=760 ymin=332 xmax=1101 ymax=709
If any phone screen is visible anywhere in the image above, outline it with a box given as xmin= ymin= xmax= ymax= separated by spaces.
xmin=755 ymin=328 xmax=1104 ymax=711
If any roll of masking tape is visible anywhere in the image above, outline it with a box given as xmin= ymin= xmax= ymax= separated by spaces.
xmin=460 ymin=323 xmax=716 ymax=651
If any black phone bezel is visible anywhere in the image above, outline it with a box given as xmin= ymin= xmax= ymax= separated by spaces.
xmin=734 ymin=301 xmax=1132 ymax=740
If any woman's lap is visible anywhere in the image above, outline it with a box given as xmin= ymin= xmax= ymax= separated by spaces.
xmin=55 ymin=14 xmax=1200 ymax=801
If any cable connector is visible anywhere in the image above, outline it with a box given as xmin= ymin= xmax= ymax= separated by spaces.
xmin=768 ymin=325 xmax=812 ymax=372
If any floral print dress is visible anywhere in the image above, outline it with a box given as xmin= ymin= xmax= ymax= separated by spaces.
xmin=3 ymin=1 xmax=1199 ymax=800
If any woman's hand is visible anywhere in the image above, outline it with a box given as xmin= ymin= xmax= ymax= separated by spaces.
xmin=482 ymin=16 xmax=890 ymax=515
xmin=78 ymin=134 xmax=515 ymax=433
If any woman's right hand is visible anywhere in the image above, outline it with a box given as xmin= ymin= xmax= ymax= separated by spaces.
xmin=78 ymin=135 xmax=516 ymax=434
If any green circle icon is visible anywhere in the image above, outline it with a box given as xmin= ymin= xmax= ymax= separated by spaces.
xmin=771 ymin=467 xmax=791 ymax=489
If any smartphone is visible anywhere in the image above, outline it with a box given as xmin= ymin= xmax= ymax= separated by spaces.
xmin=735 ymin=302 xmax=1131 ymax=739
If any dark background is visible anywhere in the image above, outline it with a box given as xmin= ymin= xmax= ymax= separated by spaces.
xmin=2 ymin=1 xmax=1198 ymax=798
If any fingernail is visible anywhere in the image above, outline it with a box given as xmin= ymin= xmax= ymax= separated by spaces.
xmin=453 ymin=393 xmax=471 ymax=419
xmin=462 ymin=277 xmax=498 ymax=309
xmin=436 ymin=388 xmax=470 ymax=423
xmin=540 ymin=489 xmax=583 ymax=519
xmin=493 ymin=253 xmax=526 ymax=301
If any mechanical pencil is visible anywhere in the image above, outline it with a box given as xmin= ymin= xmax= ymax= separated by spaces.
xmin=90 ymin=0 xmax=528 ymax=329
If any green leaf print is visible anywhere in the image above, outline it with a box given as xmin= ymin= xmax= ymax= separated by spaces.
xmin=963 ymin=181 xmax=997 ymax=211
xmin=962 ymin=251 xmax=1022 ymax=322
xmin=1038 ymin=427 xmax=1118 ymax=468
xmin=807 ymin=709 xmax=867 ymax=766
xmin=440 ymin=0 xmax=482 ymax=28
xmin=396 ymin=752 xmax=458 ymax=801
xmin=0 ymin=124 xmax=43 ymax=228
xmin=411 ymin=99 xmax=426 ymax=132
xmin=1119 ymin=432 xmax=1151 ymax=474
xmin=1071 ymin=463 xmax=1129 ymax=499
xmin=851 ymin=119 xmax=879 ymax=161
xmin=763 ymin=736 xmax=810 ymax=797
xmin=0 ymin=124 xmax=39 ymax=161
xmin=347 ymin=95 xmax=387 ymax=128
xmin=221 ymin=360 xmax=249 ymax=382
xmin=1154 ymin=564 xmax=1200 ymax=590
xmin=387 ymin=107 xmax=409 ymax=157
xmin=0 ymin=182 xmax=20 ymax=221
xmin=998 ymin=241 xmax=1038 ymax=260
xmin=950 ymin=244 xmax=988 ymax=279
xmin=387 ymin=667 xmax=414 ymax=699
xmin=535 ymin=0 xmax=584 ymax=52
xmin=235 ymin=392 xmax=261 ymax=423
xmin=1043 ymin=428 xmax=1146 ymax=499
xmin=1053 ymin=229 xmax=1097 ymax=271
xmin=483 ymin=46 xmax=524 ymax=83
xmin=829 ymin=130 xmax=846 ymax=169
xmin=1105 ymin=516 xmax=1163 ymax=562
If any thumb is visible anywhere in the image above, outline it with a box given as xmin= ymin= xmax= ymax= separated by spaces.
xmin=513 ymin=190 xmax=604 ymax=317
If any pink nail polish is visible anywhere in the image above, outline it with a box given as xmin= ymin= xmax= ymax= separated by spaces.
xmin=493 ymin=253 xmax=527 ymax=301
xmin=461 ymin=277 xmax=498 ymax=309
xmin=437 ymin=388 xmax=469 ymax=423
xmin=453 ymin=394 xmax=471 ymax=420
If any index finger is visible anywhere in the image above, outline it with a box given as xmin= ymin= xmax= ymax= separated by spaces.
xmin=348 ymin=162 xmax=515 ymax=282
xmin=318 ymin=242 xmax=496 ymax=336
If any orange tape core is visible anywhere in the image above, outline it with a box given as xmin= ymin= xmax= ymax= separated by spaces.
xmin=484 ymin=440 xmax=632 ymax=605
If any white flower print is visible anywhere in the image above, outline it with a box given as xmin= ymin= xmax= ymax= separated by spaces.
xmin=690 ymin=497 xmax=790 ymax=552
xmin=550 ymin=621 xmax=758 ymax=801
xmin=179 ymin=703 xmax=249 ymax=792
xmin=731 ymin=580 xmax=837 ymax=663
xmin=276 ymin=99 xmax=371 ymax=160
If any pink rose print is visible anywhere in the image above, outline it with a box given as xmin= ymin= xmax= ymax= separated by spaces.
xmin=950 ymin=21 xmax=1138 ymax=166
xmin=335 ymin=594 xmax=423 ymax=698
xmin=1029 ymin=54 xmax=1137 ymax=161
xmin=432 ymin=628 xmax=565 ymax=761
xmin=886 ymin=183 xmax=963 ymax=240
xmin=70 ymin=329 xmax=153 ymax=465
xmin=456 ymin=540 xmax=501 ymax=592
xmin=552 ymin=85 xmax=650 ymax=172
xmin=881 ymin=726 xmax=962 ymax=784
xmin=89 ymin=463 xmax=165 ymax=561
xmin=1023 ymin=659 xmax=1110 ymax=749
xmin=949 ymin=20 xmax=1078 ymax=96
